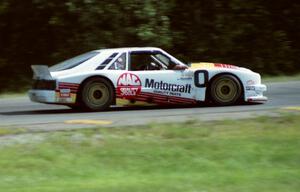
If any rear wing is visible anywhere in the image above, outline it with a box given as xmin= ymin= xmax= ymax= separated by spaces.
xmin=31 ymin=65 xmax=53 ymax=80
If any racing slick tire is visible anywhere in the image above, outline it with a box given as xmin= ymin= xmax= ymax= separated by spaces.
xmin=80 ymin=78 xmax=114 ymax=111
xmin=209 ymin=74 xmax=242 ymax=106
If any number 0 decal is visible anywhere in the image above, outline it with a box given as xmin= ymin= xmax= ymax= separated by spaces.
xmin=194 ymin=70 xmax=209 ymax=88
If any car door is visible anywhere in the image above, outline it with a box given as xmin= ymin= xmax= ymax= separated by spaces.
xmin=127 ymin=50 xmax=197 ymax=105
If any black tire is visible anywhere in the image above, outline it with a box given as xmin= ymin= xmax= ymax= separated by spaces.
xmin=209 ymin=74 xmax=242 ymax=105
xmin=80 ymin=78 xmax=114 ymax=111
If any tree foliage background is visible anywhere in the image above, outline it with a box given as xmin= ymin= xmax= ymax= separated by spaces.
xmin=0 ymin=0 xmax=299 ymax=91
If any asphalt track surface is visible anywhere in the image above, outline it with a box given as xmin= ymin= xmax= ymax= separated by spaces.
xmin=0 ymin=81 xmax=299 ymax=131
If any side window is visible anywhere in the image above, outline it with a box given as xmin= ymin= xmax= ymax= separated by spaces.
xmin=109 ymin=53 xmax=126 ymax=70
xmin=130 ymin=52 xmax=167 ymax=71
xmin=96 ymin=52 xmax=118 ymax=70
xmin=129 ymin=51 xmax=186 ymax=71
xmin=50 ymin=51 xmax=99 ymax=72
xmin=155 ymin=53 xmax=178 ymax=69
xmin=130 ymin=53 xmax=151 ymax=71
xmin=155 ymin=54 xmax=170 ymax=66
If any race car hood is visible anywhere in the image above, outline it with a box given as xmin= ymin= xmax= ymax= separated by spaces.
xmin=190 ymin=62 xmax=251 ymax=72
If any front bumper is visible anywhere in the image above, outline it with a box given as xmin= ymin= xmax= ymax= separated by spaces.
xmin=244 ymin=84 xmax=268 ymax=103
xmin=28 ymin=89 xmax=76 ymax=104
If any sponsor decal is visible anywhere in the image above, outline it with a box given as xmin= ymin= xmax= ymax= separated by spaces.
xmin=246 ymin=86 xmax=256 ymax=91
xmin=58 ymin=82 xmax=80 ymax=93
xmin=145 ymin=78 xmax=191 ymax=97
xmin=180 ymin=70 xmax=193 ymax=80
xmin=54 ymin=82 xmax=79 ymax=103
xmin=190 ymin=63 xmax=215 ymax=69
xmin=55 ymin=91 xmax=77 ymax=103
xmin=214 ymin=63 xmax=238 ymax=69
xmin=191 ymin=63 xmax=238 ymax=69
xmin=117 ymin=73 xmax=142 ymax=98
xmin=134 ymin=92 xmax=197 ymax=105
xmin=59 ymin=89 xmax=71 ymax=98
xmin=246 ymin=80 xmax=255 ymax=85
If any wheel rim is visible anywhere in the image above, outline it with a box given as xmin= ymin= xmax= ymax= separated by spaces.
xmin=214 ymin=77 xmax=239 ymax=103
xmin=86 ymin=82 xmax=109 ymax=107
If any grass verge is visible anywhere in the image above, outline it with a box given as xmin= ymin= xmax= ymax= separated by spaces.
xmin=0 ymin=92 xmax=26 ymax=99
xmin=0 ymin=127 xmax=27 ymax=136
xmin=0 ymin=113 xmax=300 ymax=192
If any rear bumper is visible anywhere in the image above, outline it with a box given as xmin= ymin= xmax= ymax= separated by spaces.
xmin=28 ymin=89 xmax=77 ymax=104
xmin=28 ymin=90 xmax=56 ymax=103
xmin=244 ymin=84 xmax=267 ymax=103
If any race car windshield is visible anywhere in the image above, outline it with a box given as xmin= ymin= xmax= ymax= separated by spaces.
xmin=49 ymin=51 xmax=99 ymax=72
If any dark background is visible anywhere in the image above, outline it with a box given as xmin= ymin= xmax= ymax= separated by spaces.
xmin=0 ymin=0 xmax=299 ymax=92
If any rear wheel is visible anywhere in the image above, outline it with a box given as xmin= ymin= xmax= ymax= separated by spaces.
xmin=209 ymin=75 xmax=242 ymax=105
xmin=81 ymin=78 xmax=114 ymax=111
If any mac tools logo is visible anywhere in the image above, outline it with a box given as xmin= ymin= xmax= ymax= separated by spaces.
xmin=117 ymin=73 xmax=142 ymax=98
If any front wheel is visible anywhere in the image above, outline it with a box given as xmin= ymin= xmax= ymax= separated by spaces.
xmin=209 ymin=75 xmax=242 ymax=106
xmin=80 ymin=78 xmax=114 ymax=111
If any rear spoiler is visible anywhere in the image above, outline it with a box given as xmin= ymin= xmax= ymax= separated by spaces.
xmin=31 ymin=65 xmax=53 ymax=80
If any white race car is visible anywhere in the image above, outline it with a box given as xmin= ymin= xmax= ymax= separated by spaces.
xmin=29 ymin=47 xmax=267 ymax=111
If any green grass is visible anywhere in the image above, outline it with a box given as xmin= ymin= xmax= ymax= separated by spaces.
xmin=262 ymin=73 xmax=300 ymax=83
xmin=0 ymin=85 xmax=29 ymax=98
xmin=0 ymin=113 xmax=300 ymax=192
xmin=0 ymin=127 xmax=27 ymax=136
xmin=0 ymin=92 xmax=26 ymax=99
